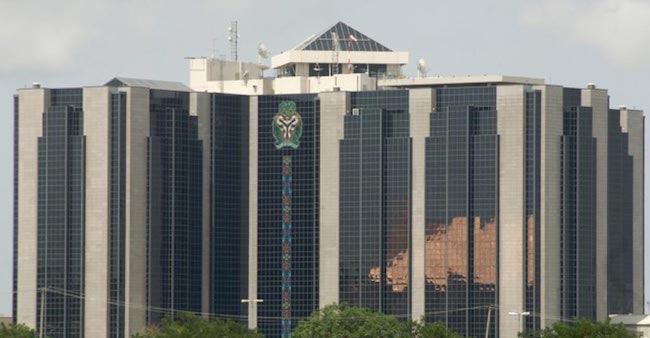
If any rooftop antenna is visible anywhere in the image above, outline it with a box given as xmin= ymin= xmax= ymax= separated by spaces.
xmin=257 ymin=42 xmax=269 ymax=64
xmin=211 ymin=38 xmax=218 ymax=59
xmin=331 ymin=31 xmax=341 ymax=75
xmin=417 ymin=58 xmax=428 ymax=78
xmin=228 ymin=21 xmax=240 ymax=61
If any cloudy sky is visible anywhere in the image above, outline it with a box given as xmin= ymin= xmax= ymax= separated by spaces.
xmin=1 ymin=0 xmax=649 ymax=316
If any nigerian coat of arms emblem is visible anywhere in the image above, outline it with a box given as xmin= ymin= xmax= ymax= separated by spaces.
xmin=272 ymin=101 xmax=302 ymax=149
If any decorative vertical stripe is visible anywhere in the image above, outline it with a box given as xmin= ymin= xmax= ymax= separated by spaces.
xmin=281 ymin=156 xmax=292 ymax=338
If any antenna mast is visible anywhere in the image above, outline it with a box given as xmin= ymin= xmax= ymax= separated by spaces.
xmin=228 ymin=21 xmax=240 ymax=61
xmin=331 ymin=31 xmax=340 ymax=75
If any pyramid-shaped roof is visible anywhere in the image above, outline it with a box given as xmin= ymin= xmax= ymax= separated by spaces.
xmin=293 ymin=22 xmax=392 ymax=52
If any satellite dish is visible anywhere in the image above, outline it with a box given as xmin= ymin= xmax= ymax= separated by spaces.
xmin=417 ymin=58 xmax=428 ymax=78
xmin=258 ymin=43 xmax=269 ymax=63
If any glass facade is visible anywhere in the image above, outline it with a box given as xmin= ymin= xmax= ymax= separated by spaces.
xmin=12 ymin=81 xmax=644 ymax=337
xmin=524 ymin=90 xmax=542 ymax=331
xmin=209 ymin=94 xmax=250 ymax=319
xmin=560 ymin=89 xmax=597 ymax=320
xmin=37 ymin=88 xmax=85 ymax=338
xmin=109 ymin=92 xmax=127 ymax=337
xmin=425 ymin=87 xmax=498 ymax=337
xmin=257 ymin=94 xmax=319 ymax=337
xmin=607 ymin=109 xmax=634 ymax=314
xmin=147 ymin=90 xmax=203 ymax=323
xmin=339 ymin=91 xmax=411 ymax=318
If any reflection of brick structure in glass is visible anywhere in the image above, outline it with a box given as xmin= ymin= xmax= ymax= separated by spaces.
xmin=373 ymin=216 xmax=497 ymax=292
xmin=368 ymin=195 xmax=411 ymax=292
xmin=425 ymin=86 xmax=498 ymax=337
xmin=527 ymin=215 xmax=535 ymax=287
xmin=423 ymin=217 xmax=497 ymax=288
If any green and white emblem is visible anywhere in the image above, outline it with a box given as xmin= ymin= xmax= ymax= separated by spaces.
xmin=273 ymin=101 xmax=303 ymax=149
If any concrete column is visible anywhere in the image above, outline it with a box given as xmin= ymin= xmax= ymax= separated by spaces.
xmin=497 ymin=85 xmax=526 ymax=337
xmin=318 ymin=91 xmax=348 ymax=307
xmin=124 ymin=87 xmax=150 ymax=335
xmin=620 ymin=108 xmax=645 ymax=314
xmin=83 ymin=87 xmax=111 ymax=338
xmin=16 ymin=88 xmax=49 ymax=328
xmin=408 ymin=88 xmax=434 ymax=321
xmin=192 ymin=92 xmax=212 ymax=315
xmin=581 ymin=88 xmax=609 ymax=319
xmin=535 ymin=85 xmax=563 ymax=326
xmin=248 ymin=96 xmax=259 ymax=328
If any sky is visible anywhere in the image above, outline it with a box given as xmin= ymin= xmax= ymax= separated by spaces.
xmin=1 ymin=0 xmax=649 ymax=316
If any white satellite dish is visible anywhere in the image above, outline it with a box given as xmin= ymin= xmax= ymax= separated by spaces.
xmin=258 ymin=42 xmax=269 ymax=63
xmin=417 ymin=58 xmax=428 ymax=78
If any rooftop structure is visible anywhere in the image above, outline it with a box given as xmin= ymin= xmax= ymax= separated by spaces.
xmin=104 ymin=77 xmax=193 ymax=92
xmin=272 ymin=21 xmax=408 ymax=78
xmin=609 ymin=314 xmax=650 ymax=337
xmin=378 ymin=74 xmax=545 ymax=88
xmin=0 ymin=315 xmax=11 ymax=325
xmin=187 ymin=22 xmax=550 ymax=97
xmin=188 ymin=21 xmax=410 ymax=95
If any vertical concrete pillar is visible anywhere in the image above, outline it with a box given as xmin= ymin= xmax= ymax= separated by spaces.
xmin=248 ymin=96 xmax=259 ymax=328
xmin=408 ymin=88 xmax=434 ymax=321
xmin=16 ymin=88 xmax=49 ymax=328
xmin=497 ymin=85 xmax=526 ymax=337
xmin=620 ymin=108 xmax=645 ymax=314
xmin=581 ymin=88 xmax=609 ymax=319
xmin=318 ymin=91 xmax=348 ymax=307
xmin=124 ymin=87 xmax=150 ymax=335
xmin=192 ymin=92 xmax=212 ymax=315
xmin=83 ymin=87 xmax=111 ymax=338
xmin=535 ymin=85 xmax=563 ymax=327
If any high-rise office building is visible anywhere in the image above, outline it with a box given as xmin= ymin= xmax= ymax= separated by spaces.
xmin=14 ymin=79 xmax=204 ymax=337
xmin=14 ymin=22 xmax=644 ymax=338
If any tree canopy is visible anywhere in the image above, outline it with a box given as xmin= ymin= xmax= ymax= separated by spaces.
xmin=132 ymin=311 xmax=262 ymax=338
xmin=0 ymin=322 xmax=40 ymax=338
xmin=292 ymin=303 xmax=463 ymax=338
xmin=415 ymin=320 xmax=466 ymax=338
xmin=520 ymin=318 xmax=635 ymax=338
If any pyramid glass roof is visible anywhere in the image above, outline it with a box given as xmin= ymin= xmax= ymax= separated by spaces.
xmin=293 ymin=22 xmax=392 ymax=52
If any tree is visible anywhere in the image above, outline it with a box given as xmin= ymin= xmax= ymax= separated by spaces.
xmin=292 ymin=303 xmax=463 ymax=338
xmin=132 ymin=311 xmax=262 ymax=338
xmin=519 ymin=318 xmax=635 ymax=338
xmin=0 ymin=322 xmax=40 ymax=338
xmin=416 ymin=321 xmax=464 ymax=338
xmin=292 ymin=303 xmax=410 ymax=338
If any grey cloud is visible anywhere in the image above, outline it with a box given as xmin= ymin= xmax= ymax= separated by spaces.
xmin=0 ymin=1 xmax=112 ymax=73
xmin=521 ymin=0 xmax=650 ymax=70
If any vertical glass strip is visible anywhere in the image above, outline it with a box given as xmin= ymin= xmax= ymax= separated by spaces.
xmin=281 ymin=156 xmax=292 ymax=338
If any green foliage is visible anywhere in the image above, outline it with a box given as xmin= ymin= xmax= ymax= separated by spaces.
xmin=0 ymin=322 xmax=39 ymax=338
xmin=292 ymin=303 xmax=464 ymax=338
xmin=519 ymin=318 xmax=635 ymax=338
xmin=416 ymin=321 xmax=465 ymax=338
xmin=132 ymin=311 xmax=262 ymax=338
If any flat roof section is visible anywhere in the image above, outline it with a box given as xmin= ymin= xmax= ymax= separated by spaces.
xmin=379 ymin=75 xmax=545 ymax=88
